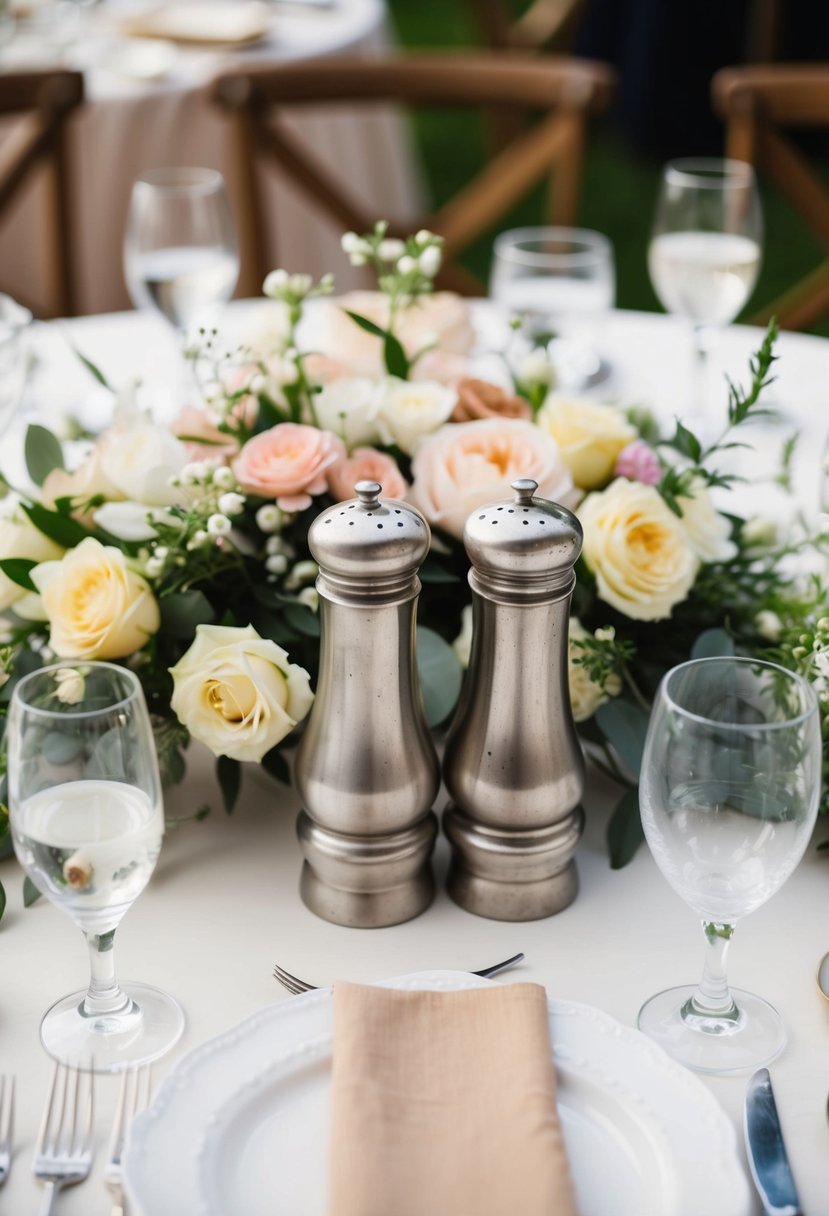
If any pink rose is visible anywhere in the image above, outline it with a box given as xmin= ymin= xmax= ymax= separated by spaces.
xmin=409 ymin=418 xmax=577 ymax=539
xmin=232 ymin=423 xmax=345 ymax=512
xmin=614 ymin=440 xmax=661 ymax=486
xmin=173 ymin=406 xmax=240 ymax=462
xmin=327 ymin=447 xmax=409 ymax=503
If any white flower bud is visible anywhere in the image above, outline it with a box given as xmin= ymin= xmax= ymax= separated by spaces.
xmin=266 ymin=535 xmax=283 ymax=556
xmin=256 ymin=504 xmax=282 ymax=533
xmin=55 ymin=667 xmax=85 ymax=705
xmin=341 ymin=232 xmax=361 ymax=254
xmin=218 ymin=492 xmax=246 ymax=517
xmin=594 ymin=626 xmax=616 ymax=643
xmin=397 ymin=255 xmax=417 ymax=275
xmin=207 ymin=514 xmax=232 ymax=537
xmin=145 ymin=556 xmax=165 ymax=578
xmin=296 ymin=587 xmax=320 ymax=613
xmin=349 ymin=253 xmax=368 ymax=267
xmin=415 ymin=229 xmax=435 ymax=246
xmin=284 ymin=559 xmax=319 ymax=592
xmin=266 ymin=553 xmax=288 ymax=575
xmin=63 ymin=850 xmax=93 ymax=890
xmin=742 ymin=516 xmax=778 ymax=548
xmin=517 ymin=350 xmax=554 ymax=385
xmin=378 ymin=238 xmax=406 ymax=262
xmin=262 ymin=268 xmax=289 ymax=297
xmin=418 ymin=245 xmax=442 ymax=277
xmin=756 ymin=610 xmax=783 ymax=641
xmin=289 ymin=273 xmax=313 ymax=297
xmin=212 ymin=466 xmax=236 ymax=490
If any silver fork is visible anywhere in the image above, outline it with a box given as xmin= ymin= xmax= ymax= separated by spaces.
xmin=0 ymin=1075 xmax=13 ymax=1186
xmin=105 ymin=1065 xmax=152 ymax=1216
xmin=33 ymin=1062 xmax=94 ymax=1216
xmin=273 ymin=951 xmax=525 ymax=994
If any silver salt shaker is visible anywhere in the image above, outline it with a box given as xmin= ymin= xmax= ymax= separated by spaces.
xmin=443 ymin=478 xmax=585 ymax=921
xmin=294 ymin=480 xmax=439 ymax=928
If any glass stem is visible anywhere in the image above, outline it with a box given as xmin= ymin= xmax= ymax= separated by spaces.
xmin=689 ymin=921 xmax=738 ymax=1017
xmin=82 ymin=930 xmax=131 ymax=1018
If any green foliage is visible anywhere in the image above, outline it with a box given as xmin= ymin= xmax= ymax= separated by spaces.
xmin=23 ymin=876 xmax=41 ymax=907
xmin=607 ymin=788 xmax=645 ymax=870
xmin=345 ymin=310 xmax=410 ymax=380
xmin=25 ymin=424 xmax=64 ymax=487
xmin=595 ymin=699 xmax=650 ymax=778
xmin=261 ymin=746 xmax=291 ymax=786
xmin=0 ymin=558 xmax=38 ymax=592
xmin=22 ymin=502 xmax=91 ymax=548
xmin=416 ymin=625 xmax=463 ymax=728
xmin=691 ymin=628 xmax=735 ymax=660
xmin=159 ymin=591 xmax=215 ymax=638
xmin=217 ymin=755 xmax=241 ymax=814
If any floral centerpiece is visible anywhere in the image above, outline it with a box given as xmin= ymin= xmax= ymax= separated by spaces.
xmin=0 ymin=221 xmax=827 ymax=917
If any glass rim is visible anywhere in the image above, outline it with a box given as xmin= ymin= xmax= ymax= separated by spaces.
xmin=133 ymin=167 xmax=226 ymax=197
xmin=662 ymin=157 xmax=756 ymax=189
xmin=11 ymin=660 xmax=143 ymax=720
xmin=661 ymin=656 xmax=818 ymax=731
xmin=493 ymin=226 xmax=613 ymax=268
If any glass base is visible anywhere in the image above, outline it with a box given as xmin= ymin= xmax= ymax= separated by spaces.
xmin=637 ymin=984 xmax=786 ymax=1075
xmin=40 ymin=982 xmax=185 ymax=1073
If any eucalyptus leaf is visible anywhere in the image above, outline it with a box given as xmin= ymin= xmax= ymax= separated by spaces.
xmin=217 ymin=755 xmax=241 ymax=814
xmin=283 ymin=603 xmax=321 ymax=637
xmin=159 ymin=591 xmax=215 ymax=638
xmin=419 ymin=558 xmax=459 ymax=585
xmin=42 ymin=729 xmax=84 ymax=766
xmin=23 ymin=502 xmax=91 ymax=548
xmin=0 ymin=558 xmax=38 ymax=592
xmin=261 ymin=746 xmax=291 ymax=786
xmin=383 ymin=332 xmax=410 ymax=380
xmin=607 ymin=787 xmax=645 ymax=868
xmin=416 ymin=625 xmax=463 ymax=728
xmin=73 ymin=346 xmax=112 ymax=389
xmin=24 ymin=424 xmax=64 ymax=487
xmin=0 ymin=879 xmax=5 ymax=923
xmin=595 ymin=699 xmax=651 ymax=778
xmin=0 ymin=832 xmax=12 ymax=862
xmin=691 ymin=628 xmax=735 ymax=660
xmin=23 ymin=875 xmax=42 ymax=907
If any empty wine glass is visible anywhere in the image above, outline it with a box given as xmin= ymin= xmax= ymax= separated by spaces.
xmin=124 ymin=167 xmax=239 ymax=339
xmin=490 ymin=227 xmax=615 ymax=389
xmin=7 ymin=661 xmax=185 ymax=1072
xmin=638 ymin=656 xmax=820 ymax=1074
xmin=648 ymin=159 xmax=762 ymax=415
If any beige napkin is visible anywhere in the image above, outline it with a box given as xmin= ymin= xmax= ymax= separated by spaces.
xmin=329 ymin=981 xmax=578 ymax=1216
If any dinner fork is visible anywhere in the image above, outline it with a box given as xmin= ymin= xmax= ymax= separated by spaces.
xmin=105 ymin=1065 xmax=152 ymax=1216
xmin=273 ymin=951 xmax=525 ymax=994
xmin=33 ymin=1062 xmax=94 ymax=1216
xmin=0 ymin=1075 xmax=13 ymax=1186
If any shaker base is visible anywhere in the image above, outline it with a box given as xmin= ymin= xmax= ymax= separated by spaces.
xmin=444 ymin=804 xmax=583 ymax=922
xmin=297 ymin=810 xmax=437 ymax=929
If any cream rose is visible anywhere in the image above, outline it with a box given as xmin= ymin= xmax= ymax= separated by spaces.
xmin=579 ymin=479 xmax=699 ymax=621
xmin=32 ymin=537 xmax=160 ymax=659
xmin=375 ymin=377 xmax=457 ymax=455
xmin=0 ymin=506 xmax=64 ymax=610
xmin=409 ymin=418 xmax=577 ymax=540
xmin=315 ymin=291 xmax=475 ymax=376
xmin=568 ymin=618 xmax=622 ymax=722
xmin=169 ymin=623 xmax=314 ymax=763
xmin=313 ymin=377 xmax=381 ymax=447
xmin=537 ymin=396 xmax=637 ymax=490
xmin=677 ymin=477 xmax=738 ymax=563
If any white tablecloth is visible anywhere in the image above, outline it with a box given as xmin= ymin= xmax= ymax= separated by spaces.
xmin=2 ymin=306 xmax=829 ymax=1215
xmin=0 ymin=0 xmax=422 ymax=316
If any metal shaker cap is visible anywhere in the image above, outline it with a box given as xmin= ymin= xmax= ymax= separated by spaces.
xmin=308 ymin=481 xmax=430 ymax=596
xmin=463 ymin=478 xmax=582 ymax=601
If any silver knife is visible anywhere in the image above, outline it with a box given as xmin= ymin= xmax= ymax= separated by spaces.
xmin=744 ymin=1068 xmax=803 ymax=1216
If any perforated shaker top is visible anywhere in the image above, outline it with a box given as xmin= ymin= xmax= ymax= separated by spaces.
xmin=308 ymin=481 xmax=430 ymax=581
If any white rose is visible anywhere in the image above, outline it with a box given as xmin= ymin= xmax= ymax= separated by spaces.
xmin=31 ymin=537 xmax=160 ymax=659
xmin=579 ymin=479 xmax=699 ymax=621
xmin=0 ymin=506 xmax=64 ymax=610
xmin=375 ymin=377 xmax=457 ymax=455
xmin=313 ymin=377 xmax=381 ymax=447
xmin=102 ymin=422 xmax=188 ymax=506
xmin=93 ymin=502 xmax=181 ymax=542
xmin=568 ymin=618 xmax=622 ymax=722
xmin=536 ymin=395 xmax=637 ymax=490
xmin=169 ymin=623 xmax=314 ymax=763
xmin=677 ymin=477 xmax=738 ymax=562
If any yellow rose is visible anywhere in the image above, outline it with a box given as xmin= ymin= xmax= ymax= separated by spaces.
xmin=579 ymin=479 xmax=699 ymax=621
xmin=31 ymin=537 xmax=160 ymax=659
xmin=169 ymin=624 xmax=314 ymax=763
xmin=0 ymin=506 xmax=64 ymax=610
xmin=536 ymin=395 xmax=637 ymax=490
xmin=568 ymin=618 xmax=622 ymax=722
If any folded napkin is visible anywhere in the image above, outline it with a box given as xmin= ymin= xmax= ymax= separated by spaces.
xmin=329 ymin=981 xmax=577 ymax=1216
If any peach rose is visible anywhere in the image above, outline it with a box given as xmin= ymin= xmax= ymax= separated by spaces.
xmin=173 ymin=406 xmax=240 ymax=462
xmin=451 ymin=378 xmax=531 ymax=424
xmin=327 ymin=448 xmax=409 ymax=502
xmin=232 ymin=423 xmax=345 ymax=512
xmin=409 ymin=418 xmax=577 ymax=539
xmin=315 ymin=291 xmax=475 ymax=376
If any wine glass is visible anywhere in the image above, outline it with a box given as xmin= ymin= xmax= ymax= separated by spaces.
xmin=7 ymin=661 xmax=185 ymax=1071
xmin=124 ymin=167 xmax=239 ymax=339
xmin=648 ymin=159 xmax=763 ymax=415
xmin=490 ymin=227 xmax=615 ymax=388
xmin=638 ymin=656 xmax=820 ymax=1074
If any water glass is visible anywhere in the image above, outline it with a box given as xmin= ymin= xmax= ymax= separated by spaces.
xmin=638 ymin=656 xmax=820 ymax=1074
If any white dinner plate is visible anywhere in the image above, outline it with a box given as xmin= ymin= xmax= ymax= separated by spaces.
xmin=124 ymin=971 xmax=750 ymax=1216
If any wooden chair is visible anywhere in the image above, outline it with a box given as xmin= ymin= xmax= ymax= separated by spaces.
xmin=712 ymin=64 xmax=829 ymax=330
xmin=211 ymin=53 xmax=615 ymax=298
xmin=0 ymin=70 xmax=84 ymax=318
xmin=467 ymin=0 xmax=588 ymax=55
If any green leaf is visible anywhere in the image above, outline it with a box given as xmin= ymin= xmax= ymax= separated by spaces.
xmin=159 ymin=591 xmax=215 ymax=639
xmin=217 ymin=755 xmax=241 ymax=814
xmin=416 ymin=625 xmax=463 ymax=728
xmin=691 ymin=628 xmax=735 ymax=660
xmin=0 ymin=879 xmax=5 ymax=923
xmin=0 ymin=558 xmax=38 ymax=592
xmin=419 ymin=558 xmax=459 ymax=584
xmin=344 ymin=309 xmax=387 ymax=339
xmin=0 ymin=832 xmax=13 ymax=862
xmin=25 ymin=424 xmax=64 ymax=487
xmin=670 ymin=419 xmax=702 ymax=463
xmin=23 ymin=875 xmax=42 ymax=907
xmin=383 ymin=332 xmax=410 ymax=380
xmin=22 ymin=502 xmax=91 ymax=548
xmin=607 ymin=787 xmax=645 ymax=868
xmin=72 ymin=346 xmax=112 ymax=390
xmin=283 ymin=603 xmax=321 ymax=637
xmin=261 ymin=746 xmax=291 ymax=785
xmin=595 ymin=699 xmax=650 ymax=778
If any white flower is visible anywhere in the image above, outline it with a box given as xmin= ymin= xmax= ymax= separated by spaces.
xmin=296 ymin=587 xmax=319 ymax=612
xmin=568 ymin=618 xmax=622 ymax=722
xmin=378 ymin=238 xmax=406 ymax=262
xmin=284 ymin=560 xmax=318 ymax=592
xmin=63 ymin=850 xmax=93 ymax=890
xmin=218 ymin=492 xmax=246 ymax=517
xmin=397 ymin=255 xmax=417 ymax=275
xmin=266 ymin=553 xmax=288 ymax=575
xmin=101 ymin=422 xmax=188 ymax=506
xmin=0 ymin=505 xmax=64 ymax=611
xmin=55 ymin=667 xmax=85 ymax=705
xmin=678 ymin=477 xmax=737 ymax=563
xmin=415 ymin=229 xmax=435 ymax=246
xmin=145 ymin=555 xmax=165 ymax=579
xmin=313 ymin=377 xmax=381 ymax=448
xmin=452 ymin=604 xmax=474 ymax=669
xmin=207 ymin=514 xmax=232 ymax=537
xmin=188 ymin=529 xmax=209 ymax=549
xmin=262 ymin=268 xmax=289 ymax=296
xmin=536 ymin=395 xmax=637 ymax=490
xmin=256 ymin=505 xmax=283 ymax=533
xmin=93 ymin=502 xmax=180 ymax=543
xmin=169 ymin=623 xmax=314 ymax=763
xmin=742 ymin=516 xmax=778 ymax=548
xmin=375 ymin=377 xmax=457 ymax=456
xmin=341 ymin=233 xmax=371 ymax=259
xmin=516 ymin=349 xmax=555 ymax=387
xmin=418 ymin=245 xmax=442 ymax=277
xmin=213 ymin=466 xmax=236 ymax=491
xmin=756 ymin=610 xmax=783 ymax=641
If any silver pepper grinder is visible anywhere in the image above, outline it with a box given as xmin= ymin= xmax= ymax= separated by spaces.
xmin=443 ymin=477 xmax=585 ymax=921
xmin=294 ymin=480 xmax=439 ymax=928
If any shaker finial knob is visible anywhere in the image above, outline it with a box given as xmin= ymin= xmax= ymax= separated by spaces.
xmin=355 ymin=480 xmax=382 ymax=507
xmin=511 ymin=478 xmax=538 ymax=505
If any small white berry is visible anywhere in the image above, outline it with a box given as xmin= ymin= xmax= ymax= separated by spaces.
xmin=218 ymin=492 xmax=246 ymax=517
xmin=378 ymin=238 xmax=406 ymax=262
xmin=418 ymin=246 xmax=442 ymax=277
xmin=397 ymin=255 xmax=417 ymax=275
xmin=207 ymin=514 xmax=232 ymax=537
xmin=256 ymin=504 xmax=282 ymax=533
xmin=266 ymin=553 xmax=288 ymax=575
xmin=212 ymin=466 xmax=235 ymax=490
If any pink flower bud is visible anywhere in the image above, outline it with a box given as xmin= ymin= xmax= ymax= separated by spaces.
xmin=614 ymin=440 xmax=661 ymax=486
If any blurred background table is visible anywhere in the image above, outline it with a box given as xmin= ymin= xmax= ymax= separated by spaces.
xmin=0 ymin=0 xmax=422 ymax=315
